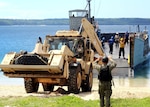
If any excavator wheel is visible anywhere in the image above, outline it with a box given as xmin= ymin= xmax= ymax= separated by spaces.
xmin=81 ymin=66 xmax=93 ymax=92
xmin=24 ymin=78 xmax=39 ymax=93
xmin=68 ymin=65 xmax=82 ymax=94
xmin=42 ymin=83 xmax=54 ymax=92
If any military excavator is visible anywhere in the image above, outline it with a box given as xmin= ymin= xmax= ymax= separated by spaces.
xmin=0 ymin=18 xmax=105 ymax=94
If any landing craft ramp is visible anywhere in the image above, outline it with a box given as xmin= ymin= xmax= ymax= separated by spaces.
xmin=93 ymin=43 xmax=131 ymax=78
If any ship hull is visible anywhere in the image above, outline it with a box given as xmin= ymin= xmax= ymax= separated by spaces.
xmin=130 ymin=31 xmax=150 ymax=69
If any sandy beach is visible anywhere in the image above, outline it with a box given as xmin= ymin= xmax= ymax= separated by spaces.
xmin=0 ymin=78 xmax=150 ymax=100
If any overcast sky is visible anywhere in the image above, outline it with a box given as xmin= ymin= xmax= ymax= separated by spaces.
xmin=0 ymin=0 xmax=149 ymax=19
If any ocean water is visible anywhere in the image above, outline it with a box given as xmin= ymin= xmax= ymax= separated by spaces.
xmin=0 ymin=25 xmax=69 ymax=61
xmin=0 ymin=25 xmax=150 ymax=86
xmin=0 ymin=25 xmax=69 ymax=85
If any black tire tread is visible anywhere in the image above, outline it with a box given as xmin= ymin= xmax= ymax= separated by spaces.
xmin=42 ymin=83 xmax=54 ymax=92
xmin=81 ymin=66 xmax=93 ymax=92
xmin=24 ymin=78 xmax=39 ymax=93
xmin=68 ymin=66 xmax=81 ymax=94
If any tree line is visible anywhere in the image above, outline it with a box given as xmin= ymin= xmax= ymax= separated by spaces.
xmin=0 ymin=18 xmax=150 ymax=25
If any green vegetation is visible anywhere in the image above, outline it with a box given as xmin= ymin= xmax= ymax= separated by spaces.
xmin=0 ymin=96 xmax=150 ymax=107
xmin=0 ymin=19 xmax=69 ymax=25
xmin=0 ymin=18 xmax=150 ymax=25
xmin=98 ymin=18 xmax=150 ymax=25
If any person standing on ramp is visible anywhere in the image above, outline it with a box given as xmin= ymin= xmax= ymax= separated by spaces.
xmin=93 ymin=56 xmax=117 ymax=107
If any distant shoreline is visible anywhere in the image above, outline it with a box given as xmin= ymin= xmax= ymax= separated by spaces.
xmin=0 ymin=18 xmax=150 ymax=25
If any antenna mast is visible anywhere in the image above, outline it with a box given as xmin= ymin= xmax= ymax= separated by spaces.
xmin=87 ymin=0 xmax=91 ymax=18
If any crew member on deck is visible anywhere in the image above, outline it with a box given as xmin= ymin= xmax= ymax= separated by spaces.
xmin=119 ymin=38 xmax=125 ymax=59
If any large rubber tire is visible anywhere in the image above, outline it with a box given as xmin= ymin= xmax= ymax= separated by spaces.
xmin=68 ymin=66 xmax=82 ymax=94
xmin=42 ymin=83 xmax=54 ymax=92
xmin=81 ymin=66 xmax=93 ymax=92
xmin=24 ymin=78 xmax=39 ymax=93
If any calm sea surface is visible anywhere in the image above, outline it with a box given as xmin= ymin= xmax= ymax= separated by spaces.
xmin=0 ymin=25 xmax=150 ymax=86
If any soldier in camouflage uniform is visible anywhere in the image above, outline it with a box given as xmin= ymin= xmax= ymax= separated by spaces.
xmin=93 ymin=56 xmax=117 ymax=107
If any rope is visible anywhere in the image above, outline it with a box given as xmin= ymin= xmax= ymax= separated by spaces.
xmin=93 ymin=0 xmax=102 ymax=18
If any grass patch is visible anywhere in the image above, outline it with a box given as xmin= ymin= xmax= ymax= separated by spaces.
xmin=0 ymin=95 xmax=150 ymax=107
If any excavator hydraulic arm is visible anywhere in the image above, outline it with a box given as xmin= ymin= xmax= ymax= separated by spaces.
xmin=81 ymin=18 xmax=105 ymax=56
